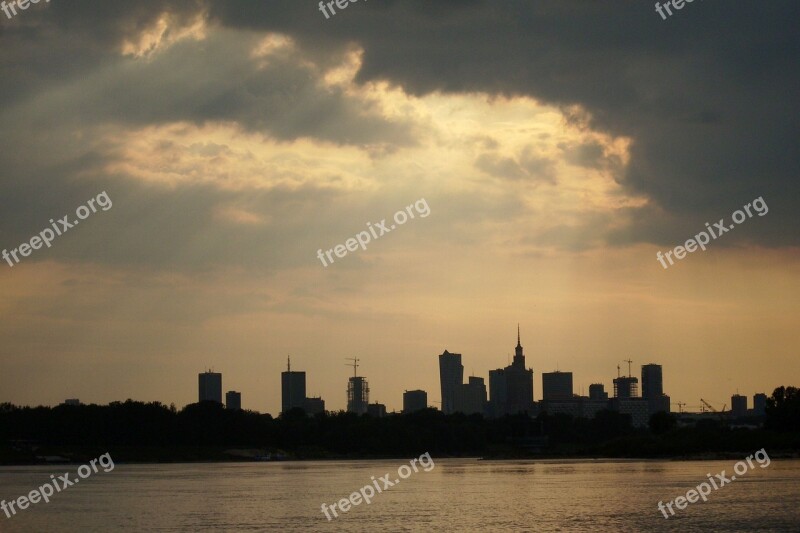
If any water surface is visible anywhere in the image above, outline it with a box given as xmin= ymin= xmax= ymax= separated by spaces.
xmin=1 ymin=458 xmax=798 ymax=532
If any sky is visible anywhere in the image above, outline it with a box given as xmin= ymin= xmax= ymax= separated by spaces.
xmin=0 ymin=0 xmax=798 ymax=415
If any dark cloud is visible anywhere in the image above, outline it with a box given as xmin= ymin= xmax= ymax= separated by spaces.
xmin=0 ymin=0 xmax=797 ymax=263
xmin=207 ymin=0 xmax=799 ymax=246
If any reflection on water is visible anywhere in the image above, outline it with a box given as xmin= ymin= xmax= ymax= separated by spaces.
xmin=0 ymin=458 xmax=798 ymax=532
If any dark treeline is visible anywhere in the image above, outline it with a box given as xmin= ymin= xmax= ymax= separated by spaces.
xmin=1 ymin=386 xmax=798 ymax=463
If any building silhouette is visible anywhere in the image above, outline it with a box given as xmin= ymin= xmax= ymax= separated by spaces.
xmin=589 ymin=383 xmax=608 ymax=401
xmin=281 ymin=357 xmax=306 ymax=414
xmin=454 ymin=376 xmax=487 ymax=415
xmin=226 ymin=391 xmax=241 ymax=410
xmin=609 ymin=364 xmax=648 ymax=427
xmin=367 ymin=402 xmax=386 ymax=417
xmin=199 ymin=370 xmax=222 ymax=403
xmin=347 ymin=376 xmax=369 ymax=414
xmin=439 ymin=350 xmax=464 ymax=415
xmin=542 ymin=371 xmax=573 ymax=400
xmin=403 ymin=390 xmax=428 ymax=413
xmin=611 ymin=398 xmax=650 ymax=428
xmin=540 ymin=396 xmax=609 ymax=419
xmin=753 ymin=393 xmax=767 ymax=417
xmin=613 ymin=374 xmax=638 ymax=398
xmin=303 ymin=396 xmax=325 ymax=415
xmin=731 ymin=394 xmax=748 ymax=418
xmin=488 ymin=368 xmax=507 ymax=417
xmin=489 ymin=326 xmax=534 ymax=416
xmin=641 ymin=363 xmax=670 ymax=416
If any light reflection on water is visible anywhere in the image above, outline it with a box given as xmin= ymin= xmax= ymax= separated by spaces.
xmin=0 ymin=458 xmax=798 ymax=532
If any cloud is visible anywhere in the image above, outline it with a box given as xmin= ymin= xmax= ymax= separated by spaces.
xmin=204 ymin=0 xmax=799 ymax=247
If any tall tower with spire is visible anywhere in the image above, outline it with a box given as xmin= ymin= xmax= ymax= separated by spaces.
xmin=492 ymin=324 xmax=534 ymax=415
xmin=513 ymin=323 xmax=525 ymax=366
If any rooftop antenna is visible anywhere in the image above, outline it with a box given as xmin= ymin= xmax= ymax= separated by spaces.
xmin=623 ymin=359 xmax=633 ymax=377
xmin=345 ymin=357 xmax=360 ymax=378
xmin=287 ymin=355 xmax=291 ymax=373
xmin=616 ymin=364 xmax=621 ymax=378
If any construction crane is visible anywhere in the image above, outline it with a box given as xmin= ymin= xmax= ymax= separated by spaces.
xmin=700 ymin=398 xmax=727 ymax=423
xmin=623 ymin=359 xmax=633 ymax=377
xmin=345 ymin=357 xmax=360 ymax=377
xmin=671 ymin=401 xmax=686 ymax=414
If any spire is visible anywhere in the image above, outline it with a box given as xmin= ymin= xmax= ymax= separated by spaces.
xmin=514 ymin=324 xmax=524 ymax=362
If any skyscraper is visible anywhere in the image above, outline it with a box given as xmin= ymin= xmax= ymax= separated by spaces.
xmin=281 ymin=357 xmax=306 ymax=414
xmin=403 ymin=390 xmax=428 ymax=413
xmin=731 ymin=394 xmax=748 ymax=418
xmin=641 ymin=363 xmax=670 ymax=415
xmin=226 ymin=391 xmax=241 ymax=410
xmin=542 ymin=371 xmax=573 ymax=400
xmin=753 ymin=393 xmax=767 ymax=417
xmin=454 ymin=376 xmax=488 ymax=415
xmin=504 ymin=326 xmax=534 ymax=414
xmin=489 ymin=326 xmax=534 ymax=416
xmin=488 ymin=368 xmax=507 ymax=417
xmin=641 ymin=364 xmax=664 ymax=397
xmin=438 ymin=350 xmax=464 ymax=415
xmin=198 ymin=370 xmax=222 ymax=403
xmin=347 ymin=376 xmax=369 ymax=414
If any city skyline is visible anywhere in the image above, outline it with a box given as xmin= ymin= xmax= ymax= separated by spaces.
xmin=36 ymin=326 xmax=771 ymax=417
xmin=0 ymin=1 xmax=797 ymax=530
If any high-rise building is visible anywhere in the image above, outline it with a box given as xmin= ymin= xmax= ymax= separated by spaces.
xmin=641 ymin=364 xmax=670 ymax=415
xmin=454 ymin=376 xmax=487 ymax=415
xmin=488 ymin=368 xmax=507 ymax=417
xmin=403 ymin=390 xmax=428 ymax=413
xmin=613 ymin=376 xmax=638 ymax=398
xmin=589 ymin=383 xmax=608 ymax=401
xmin=731 ymin=394 xmax=748 ymax=418
xmin=505 ymin=326 xmax=534 ymax=414
xmin=347 ymin=376 xmax=369 ymax=414
xmin=63 ymin=399 xmax=81 ymax=406
xmin=367 ymin=402 xmax=386 ymax=417
xmin=488 ymin=326 xmax=534 ymax=416
xmin=199 ymin=370 xmax=222 ymax=403
xmin=753 ymin=393 xmax=767 ymax=417
xmin=281 ymin=357 xmax=306 ymax=414
xmin=225 ymin=391 xmax=241 ymax=410
xmin=542 ymin=371 xmax=573 ymax=400
xmin=439 ymin=350 xmax=464 ymax=415
xmin=303 ymin=396 xmax=325 ymax=415
xmin=641 ymin=364 xmax=664 ymax=397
